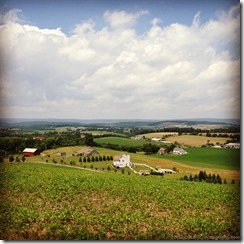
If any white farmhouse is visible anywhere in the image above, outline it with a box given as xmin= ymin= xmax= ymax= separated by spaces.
xmin=173 ymin=147 xmax=187 ymax=155
xmin=113 ymin=154 xmax=131 ymax=168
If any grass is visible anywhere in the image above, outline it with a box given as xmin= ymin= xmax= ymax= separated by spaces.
xmin=23 ymin=145 xmax=240 ymax=180
xmin=94 ymin=137 xmax=163 ymax=147
xmin=0 ymin=163 xmax=240 ymax=240
xmin=151 ymin=148 xmax=240 ymax=170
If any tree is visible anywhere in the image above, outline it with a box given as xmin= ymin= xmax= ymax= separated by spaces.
xmin=9 ymin=155 xmax=14 ymax=163
xmin=84 ymin=134 xmax=95 ymax=146
xmin=142 ymin=143 xmax=160 ymax=154
xmin=0 ymin=150 xmax=6 ymax=158
xmin=83 ymin=157 xmax=86 ymax=163
xmin=189 ymin=174 xmax=193 ymax=181
xmin=183 ymin=175 xmax=188 ymax=181
xmin=79 ymin=157 xmax=82 ymax=163
xmin=216 ymin=174 xmax=222 ymax=184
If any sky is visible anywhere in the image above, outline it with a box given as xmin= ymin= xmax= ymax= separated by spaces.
xmin=0 ymin=0 xmax=241 ymax=120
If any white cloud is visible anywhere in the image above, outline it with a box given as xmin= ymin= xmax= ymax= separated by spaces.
xmin=151 ymin=18 xmax=162 ymax=26
xmin=192 ymin=11 xmax=201 ymax=28
xmin=0 ymin=6 xmax=240 ymax=120
xmin=103 ymin=10 xmax=149 ymax=29
xmin=0 ymin=9 xmax=23 ymax=24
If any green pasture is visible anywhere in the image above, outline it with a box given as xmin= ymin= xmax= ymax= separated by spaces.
xmin=94 ymin=136 xmax=162 ymax=147
xmin=152 ymin=148 xmax=240 ymax=170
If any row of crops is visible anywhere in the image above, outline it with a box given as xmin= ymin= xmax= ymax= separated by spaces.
xmin=0 ymin=163 xmax=240 ymax=240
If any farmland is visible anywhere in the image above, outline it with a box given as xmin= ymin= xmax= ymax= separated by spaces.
xmin=0 ymin=119 xmax=240 ymax=240
xmin=165 ymin=135 xmax=230 ymax=147
xmin=0 ymin=163 xmax=240 ymax=240
xmin=140 ymin=133 xmax=230 ymax=147
xmin=21 ymin=145 xmax=240 ymax=181
xmin=94 ymin=136 xmax=160 ymax=147
xmin=152 ymin=147 xmax=240 ymax=170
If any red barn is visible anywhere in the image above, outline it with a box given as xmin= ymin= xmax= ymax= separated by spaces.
xmin=22 ymin=148 xmax=40 ymax=157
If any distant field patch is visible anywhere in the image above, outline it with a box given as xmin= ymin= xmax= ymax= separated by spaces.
xmin=166 ymin=135 xmax=229 ymax=147
xmin=94 ymin=137 xmax=159 ymax=147
xmin=139 ymin=132 xmax=178 ymax=138
xmin=152 ymin=147 xmax=240 ymax=170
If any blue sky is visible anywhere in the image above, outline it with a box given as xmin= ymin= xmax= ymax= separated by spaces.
xmin=1 ymin=0 xmax=239 ymax=34
xmin=0 ymin=0 xmax=241 ymax=120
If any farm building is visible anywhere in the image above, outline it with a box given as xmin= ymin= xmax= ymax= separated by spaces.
xmin=173 ymin=147 xmax=187 ymax=155
xmin=158 ymin=148 xmax=166 ymax=155
xmin=113 ymin=153 xmax=131 ymax=168
xmin=75 ymin=148 xmax=100 ymax=157
xmin=22 ymin=148 xmax=40 ymax=157
xmin=224 ymin=143 xmax=240 ymax=149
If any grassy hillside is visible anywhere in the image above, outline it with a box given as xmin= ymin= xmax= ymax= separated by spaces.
xmin=152 ymin=148 xmax=240 ymax=170
xmin=0 ymin=163 xmax=240 ymax=240
xmin=26 ymin=146 xmax=240 ymax=180
xmin=94 ymin=137 xmax=162 ymax=147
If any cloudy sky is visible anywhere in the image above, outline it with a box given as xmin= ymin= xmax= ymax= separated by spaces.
xmin=0 ymin=0 xmax=240 ymax=120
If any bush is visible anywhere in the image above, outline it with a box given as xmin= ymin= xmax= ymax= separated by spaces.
xmin=9 ymin=156 xmax=14 ymax=163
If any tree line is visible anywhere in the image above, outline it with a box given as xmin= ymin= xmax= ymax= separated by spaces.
xmin=180 ymin=170 xmax=237 ymax=184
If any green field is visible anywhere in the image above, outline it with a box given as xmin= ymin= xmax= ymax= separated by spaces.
xmin=0 ymin=163 xmax=240 ymax=240
xmin=94 ymin=137 xmax=162 ymax=147
xmin=152 ymin=148 xmax=240 ymax=170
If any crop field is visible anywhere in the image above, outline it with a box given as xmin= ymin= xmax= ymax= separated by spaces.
xmin=140 ymin=133 xmax=230 ymax=147
xmin=159 ymin=135 xmax=229 ymax=147
xmin=0 ymin=163 xmax=240 ymax=240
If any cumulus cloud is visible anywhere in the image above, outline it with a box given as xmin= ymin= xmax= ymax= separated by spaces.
xmin=104 ymin=10 xmax=149 ymax=29
xmin=0 ymin=5 xmax=240 ymax=120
